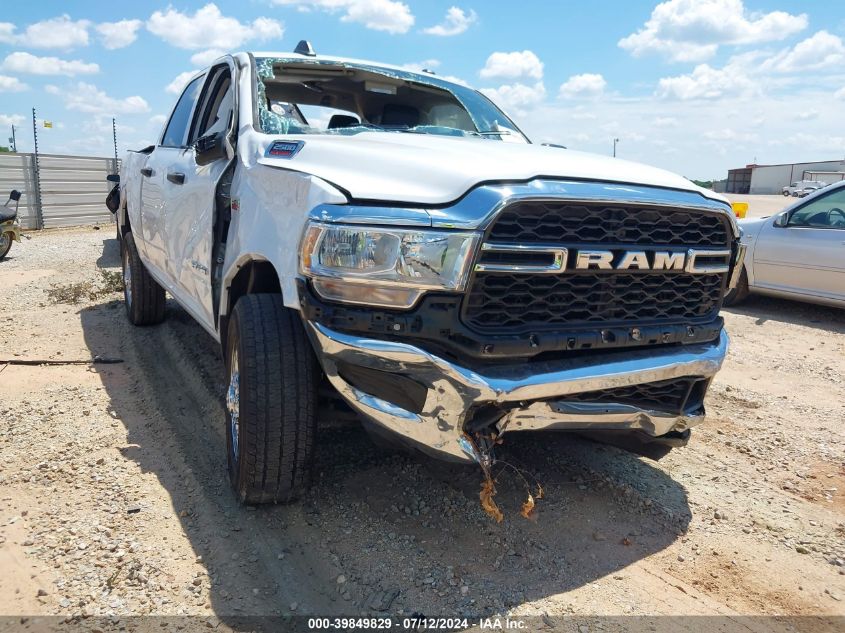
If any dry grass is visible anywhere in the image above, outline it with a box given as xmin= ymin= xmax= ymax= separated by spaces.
xmin=46 ymin=269 xmax=124 ymax=305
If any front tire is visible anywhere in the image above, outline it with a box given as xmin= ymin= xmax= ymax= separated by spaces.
xmin=225 ymin=294 xmax=318 ymax=504
xmin=122 ymin=232 xmax=166 ymax=325
xmin=0 ymin=231 xmax=12 ymax=260
xmin=724 ymin=267 xmax=750 ymax=306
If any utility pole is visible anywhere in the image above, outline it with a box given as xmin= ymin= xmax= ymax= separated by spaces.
xmin=9 ymin=125 xmax=16 ymax=152
xmin=613 ymin=137 xmax=620 ymax=158
xmin=31 ymin=107 xmax=44 ymax=229
xmin=112 ymin=117 xmax=118 ymax=163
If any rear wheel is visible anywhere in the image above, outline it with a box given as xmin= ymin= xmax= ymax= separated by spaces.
xmin=122 ymin=232 xmax=166 ymax=325
xmin=724 ymin=267 xmax=749 ymax=306
xmin=225 ymin=294 xmax=318 ymax=504
xmin=0 ymin=232 xmax=12 ymax=260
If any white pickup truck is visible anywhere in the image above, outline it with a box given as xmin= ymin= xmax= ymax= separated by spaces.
xmin=116 ymin=43 xmax=744 ymax=505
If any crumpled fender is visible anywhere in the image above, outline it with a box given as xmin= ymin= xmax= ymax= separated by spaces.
xmin=220 ymin=153 xmax=347 ymax=314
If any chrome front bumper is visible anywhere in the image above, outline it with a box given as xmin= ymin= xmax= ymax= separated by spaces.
xmin=306 ymin=322 xmax=729 ymax=463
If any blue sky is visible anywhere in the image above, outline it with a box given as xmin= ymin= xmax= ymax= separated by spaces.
xmin=1 ymin=0 xmax=843 ymax=179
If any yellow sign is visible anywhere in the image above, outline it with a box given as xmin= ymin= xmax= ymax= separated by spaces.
xmin=731 ymin=201 xmax=748 ymax=219
xmin=43 ymin=121 xmax=53 ymax=128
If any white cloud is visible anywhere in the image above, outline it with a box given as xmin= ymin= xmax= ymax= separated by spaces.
xmin=0 ymin=75 xmax=28 ymax=92
xmin=401 ymin=59 xmax=441 ymax=72
xmin=399 ymin=59 xmax=468 ymax=85
xmin=191 ymin=49 xmax=226 ymax=67
xmin=570 ymin=109 xmax=597 ymax=121
xmin=149 ymin=114 xmax=168 ymax=127
xmin=702 ymin=128 xmax=757 ymax=142
xmin=0 ymin=114 xmax=25 ymax=127
xmin=0 ymin=24 xmax=14 ymax=44
xmin=166 ymin=71 xmax=199 ymax=95
xmin=0 ymin=15 xmax=91 ymax=50
xmin=480 ymin=50 xmax=543 ymax=81
xmin=436 ymin=74 xmax=471 ymax=87
xmin=422 ymin=7 xmax=477 ymax=36
xmin=619 ymin=0 xmax=807 ymax=62
xmin=82 ymin=117 xmax=136 ymax=136
xmin=760 ymin=31 xmax=845 ymax=73
xmin=2 ymin=52 xmax=99 ymax=76
xmin=523 ymin=88 xmax=845 ymax=180
xmin=653 ymin=116 xmax=678 ymax=127
xmin=836 ymin=86 xmax=845 ymax=100
xmin=795 ymin=109 xmax=819 ymax=121
xmin=655 ymin=33 xmax=845 ymax=102
xmin=559 ymin=73 xmax=606 ymax=99
xmin=656 ymin=62 xmax=756 ymax=100
xmin=96 ymin=19 xmax=143 ymax=50
xmin=481 ymin=82 xmax=546 ymax=117
xmin=147 ymin=3 xmax=283 ymax=50
xmin=45 ymin=83 xmax=149 ymax=115
xmin=272 ymin=0 xmax=414 ymax=34
xmin=776 ymin=132 xmax=845 ymax=153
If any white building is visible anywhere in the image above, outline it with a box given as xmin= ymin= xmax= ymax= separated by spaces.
xmin=726 ymin=159 xmax=845 ymax=194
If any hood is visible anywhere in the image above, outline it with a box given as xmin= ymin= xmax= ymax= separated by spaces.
xmin=257 ymin=132 xmax=726 ymax=206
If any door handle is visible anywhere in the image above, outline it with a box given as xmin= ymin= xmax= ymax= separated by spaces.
xmin=167 ymin=172 xmax=186 ymax=185
xmin=140 ymin=167 xmax=153 ymax=177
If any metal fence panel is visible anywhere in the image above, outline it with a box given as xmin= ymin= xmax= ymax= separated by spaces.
xmin=0 ymin=152 xmax=118 ymax=229
xmin=0 ymin=153 xmax=38 ymax=229
xmin=37 ymin=153 xmax=118 ymax=228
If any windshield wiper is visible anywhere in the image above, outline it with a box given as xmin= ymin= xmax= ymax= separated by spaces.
xmin=397 ymin=125 xmax=477 ymax=137
xmin=476 ymin=129 xmax=514 ymax=136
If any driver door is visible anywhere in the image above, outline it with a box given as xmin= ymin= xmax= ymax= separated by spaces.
xmin=138 ymin=74 xmax=204 ymax=280
xmin=754 ymin=187 xmax=845 ymax=300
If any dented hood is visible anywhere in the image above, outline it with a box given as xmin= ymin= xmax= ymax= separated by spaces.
xmin=257 ymin=132 xmax=725 ymax=206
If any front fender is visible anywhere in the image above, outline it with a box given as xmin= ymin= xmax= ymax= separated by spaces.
xmin=220 ymin=162 xmax=347 ymax=319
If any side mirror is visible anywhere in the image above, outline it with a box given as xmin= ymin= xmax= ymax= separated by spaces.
xmin=195 ymin=131 xmax=227 ymax=166
xmin=106 ymin=174 xmax=120 ymax=183
xmin=9 ymin=189 xmax=21 ymax=202
xmin=773 ymin=213 xmax=789 ymax=228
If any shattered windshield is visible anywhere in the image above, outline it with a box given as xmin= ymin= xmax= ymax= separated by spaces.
xmin=254 ymin=57 xmax=528 ymax=142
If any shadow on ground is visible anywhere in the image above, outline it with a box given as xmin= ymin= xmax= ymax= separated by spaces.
xmin=96 ymin=236 xmax=120 ymax=268
xmin=79 ymin=291 xmax=692 ymax=622
xmin=724 ymin=295 xmax=844 ymax=333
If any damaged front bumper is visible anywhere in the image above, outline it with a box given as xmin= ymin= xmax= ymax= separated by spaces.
xmin=306 ymin=321 xmax=729 ymax=464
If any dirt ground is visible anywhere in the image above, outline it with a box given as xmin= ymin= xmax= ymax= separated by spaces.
xmin=0 ymin=227 xmax=843 ymax=631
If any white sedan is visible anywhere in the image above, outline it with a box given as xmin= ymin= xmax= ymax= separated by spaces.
xmin=727 ymin=180 xmax=845 ymax=308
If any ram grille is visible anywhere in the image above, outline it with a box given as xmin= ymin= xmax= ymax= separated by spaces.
xmin=463 ymin=200 xmax=732 ymax=336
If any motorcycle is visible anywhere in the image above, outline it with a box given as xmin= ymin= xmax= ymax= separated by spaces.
xmin=0 ymin=190 xmax=22 ymax=261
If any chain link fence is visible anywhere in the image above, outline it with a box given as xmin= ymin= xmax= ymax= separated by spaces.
xmin=0 ymin=152 xmax=118 ymax=229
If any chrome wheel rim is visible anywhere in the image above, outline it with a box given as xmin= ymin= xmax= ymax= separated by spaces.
xmin=227 ymin=349 xmax=240 ymax=463
xmin=122 ymin=248 xmax=132 ymax=308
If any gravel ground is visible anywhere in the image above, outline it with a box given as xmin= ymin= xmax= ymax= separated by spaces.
xmin=0 ymin=228 xmax=843 ymax=631
xmin=723 ymin=194 xmax=792 ymax=219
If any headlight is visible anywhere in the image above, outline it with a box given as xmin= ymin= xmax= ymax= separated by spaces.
xmin=300 ymin=222 xmax=480 ymax=308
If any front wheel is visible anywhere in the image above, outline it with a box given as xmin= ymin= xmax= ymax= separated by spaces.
xmin=0 ymin=231 xmax=12 ymax=260
xmin=225 ymin=294 xmax=319 ymax=504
